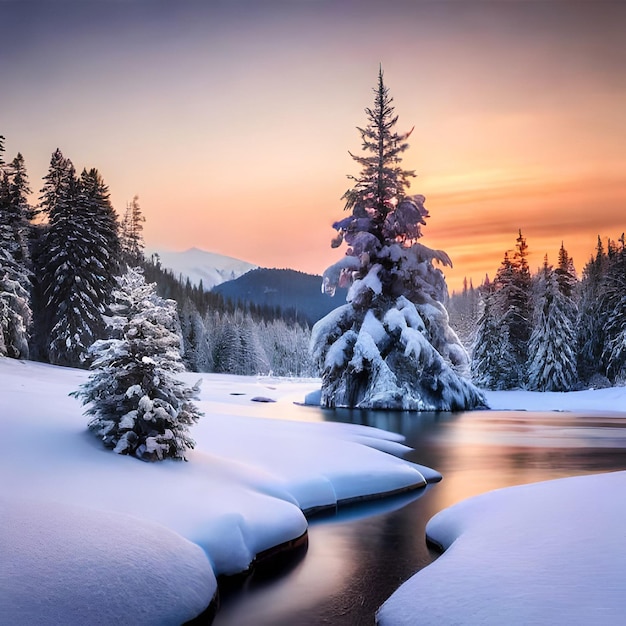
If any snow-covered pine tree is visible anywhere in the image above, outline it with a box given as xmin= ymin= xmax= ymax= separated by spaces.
xmin=506 ymin=231 xmax=532 ymax=382
xmin=600 ymin=234 xmax=626 ymax=384
xmin=74 ymin=267 xmax=202 ymax=461
xmin=555 ymin=242 xmax=578 ymax=299
xmin=311 ymin=69 xmax=484 ymax=410
xmin=513 ymin=230 xmax=532 ymax=337
xmin=31 ymin=149 xmax=74 ymax=356
xmin=5 ymin=153 xmax=34 ymax=256
xmin=77 ymin=167 xmax=121 ymax=285
xmin=482 ymin=234 xmax=533 ymax=389
xmin=38 ymin=149 xmax=72 ymax=219
xmin=470 ymin=290 xmax=517 ymax=390
xmin=527 ymin=257 xmax=579 ymax=391
xmin=577 ymin=236 xmax=609 ymax=384
xmin=0 ymin=193 xmax=32 ymax=358
xmin=180 ymin=299 xmax=213 ymax=372
xmin=120 ymin=195 xmax=145 ymax=264
xmin=38 ymin=159 xmax=121 ymax=366
xmin=0 ymin=150 xmax=33 ymax=359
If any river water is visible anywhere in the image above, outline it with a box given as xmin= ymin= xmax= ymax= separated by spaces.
xmin=212 ymin=407 xmax=626 ymax=625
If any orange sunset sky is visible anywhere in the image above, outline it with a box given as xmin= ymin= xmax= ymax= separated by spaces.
xmin=2 ymin=0 xmax=625 ymax=292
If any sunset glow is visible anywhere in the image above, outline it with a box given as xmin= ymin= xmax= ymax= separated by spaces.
xmin=2 ymin=0 xmax=624 ymax=292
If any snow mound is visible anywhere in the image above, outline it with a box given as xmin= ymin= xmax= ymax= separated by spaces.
xmin=1 ymin=495 xmax=215 ymax=626
xmin=1 ymin=359 xmax=434 ymax=622
xmin=378 ymin=471 xmax=626 ymax=625
xmin=483 ymin=385 xmax=626 ymax=413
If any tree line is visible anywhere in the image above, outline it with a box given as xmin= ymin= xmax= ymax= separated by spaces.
xmin=0 ymin=135 xmax=314 ymax=377
xmin=448 ymin=230 xmax=626 ymax=391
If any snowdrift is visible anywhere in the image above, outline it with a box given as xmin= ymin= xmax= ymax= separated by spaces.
xmin=0 ymin=358 xmax=434 ymax=623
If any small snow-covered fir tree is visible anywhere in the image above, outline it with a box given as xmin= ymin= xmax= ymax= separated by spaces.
xmin=311 ymin=69 xmax=484 ymax=411
xmin=527 ymin=258 xmax=578 ymax=392
xmin=74 ymin=267 xmax=202 ymax=461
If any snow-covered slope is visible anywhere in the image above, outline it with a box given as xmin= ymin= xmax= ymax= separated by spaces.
xmin=149 ymin=247 xmax=257 ymax=289
xmin=0 ymin=358 xmax=433 ymax=624
xmin=378 ymin=470 xmax=626 ymax=625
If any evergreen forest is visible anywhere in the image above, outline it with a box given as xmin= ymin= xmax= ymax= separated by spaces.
xmin=449 ymin=230 xmax=626 ymax=391
xmin=1 ymin=131 xmax=624 ymax=393
xmin=0 ymin=136 xmax=314 ymax=378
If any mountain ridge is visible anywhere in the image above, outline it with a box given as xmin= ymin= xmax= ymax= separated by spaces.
xmin=212 ymin=267 xmax=347 ymax=326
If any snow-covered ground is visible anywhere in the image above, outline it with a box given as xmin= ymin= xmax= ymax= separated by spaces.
xmin=4 ymin=356 xmax=626 ymax=625
xmin=484 ymin=386 xmax=626 ymax=414
xmin=377 ymin=470 xmax=626 ymax=625
xmin=378 ymin=385 xmax=626 ymax=625
xmin=0 ymin=358 xmax=435 ymax=624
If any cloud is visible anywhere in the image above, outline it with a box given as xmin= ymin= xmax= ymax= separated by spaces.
xmin=419 ymin=170 xmax=626 ymax=290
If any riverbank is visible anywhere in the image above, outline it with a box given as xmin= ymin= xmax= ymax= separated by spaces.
xmin=378 ymin=386 xmax=626 ymax=625
xmin=0 ymin=359 xmax=437 ymax=624
xmin=378 ymin=468 xmax=626 ymax=625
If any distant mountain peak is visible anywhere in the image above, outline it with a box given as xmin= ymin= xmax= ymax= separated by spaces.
xmin=148 ymin=247 xmax=257 ymax=290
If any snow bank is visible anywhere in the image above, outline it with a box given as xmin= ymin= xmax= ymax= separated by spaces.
xmin=378 ymin=470 xmax=626 ymax=625
xmin=0 ymin=358 xmax=432 ymax=623
xmin=1 ymin=496 xmax=215 ymax=626
xmin=484 ymin=385 xmax=626 ymax=413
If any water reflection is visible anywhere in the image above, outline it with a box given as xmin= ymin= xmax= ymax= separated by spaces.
xmin=215 ymin=489 xmax=437 ymax=626
xmin=213 ymin=406 xmax=626 ymax=626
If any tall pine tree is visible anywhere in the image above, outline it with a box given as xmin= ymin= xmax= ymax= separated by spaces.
xmin=577 ymin=236 xmax=609 ymax=384
xmin=37 ymin=154 xmax=121 ymax=366
xmin=0 ymin=145 xmax=32 ymax=358
xmin=509 ymin=230 xmax=532 ymax=380
xmin=480 ymin=232 xmax=533 ymax=388
xmin=600 ymin=234 xmax=626 ymax=383
xmin=311 ymin=69 xmax=484 ymax=411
